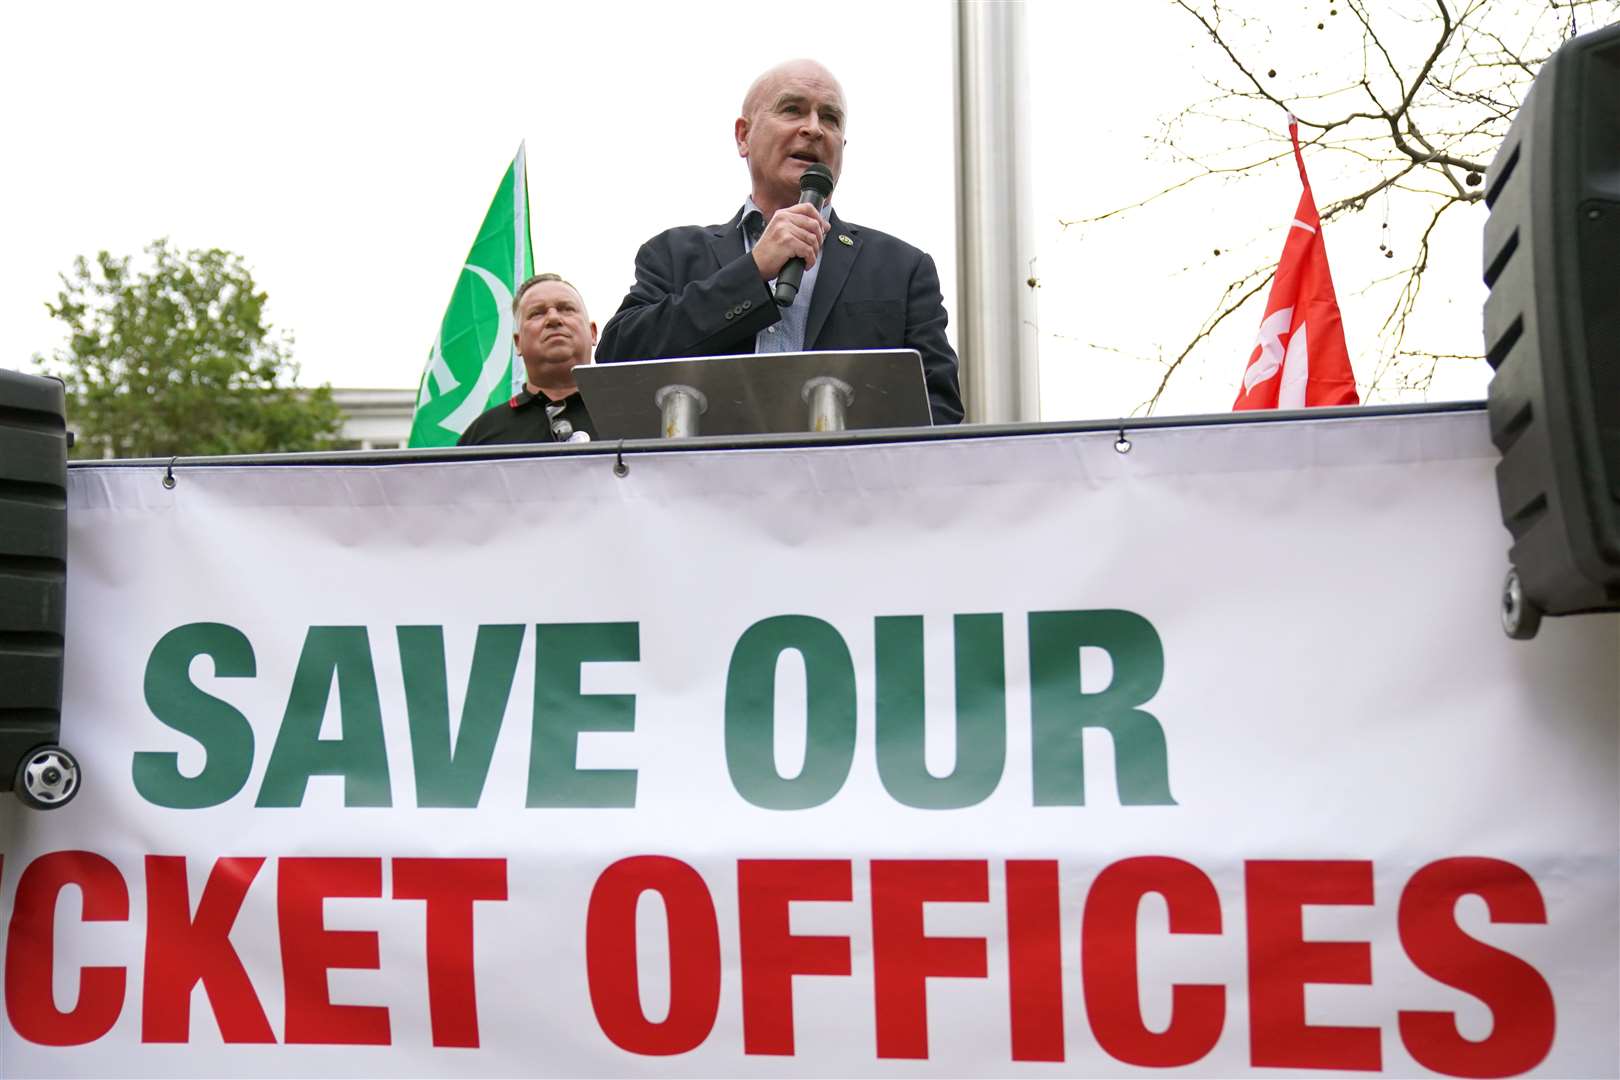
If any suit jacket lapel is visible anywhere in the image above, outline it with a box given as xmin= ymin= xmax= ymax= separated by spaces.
xmin=706 ymin=208 xmax=747 ymax=272
xmin=805 ymin=210 xmax=858 ymax=348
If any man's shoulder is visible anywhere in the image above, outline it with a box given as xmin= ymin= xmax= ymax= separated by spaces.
xmin=835 ymin=218 xmax=929 ymax=262
xmin=631 ymin=213 xmax=934 ymax=268
xmin=457 ymin=395 xmax=526 ymax=445
xmin=638 ymin=218 xmax=738 ymax=249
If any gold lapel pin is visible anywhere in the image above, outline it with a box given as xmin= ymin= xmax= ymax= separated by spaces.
xmin=838 ymin=234 xmax=854 ymax=246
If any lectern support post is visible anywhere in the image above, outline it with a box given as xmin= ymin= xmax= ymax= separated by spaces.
xmin=803 ymin=376 xmax=853 ymax=433
xmin=654 ymin=384 xmax=707 ymax=439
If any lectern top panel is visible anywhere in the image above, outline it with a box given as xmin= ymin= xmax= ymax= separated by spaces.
xmin=573 ymin=349 xmax=931 ymax=439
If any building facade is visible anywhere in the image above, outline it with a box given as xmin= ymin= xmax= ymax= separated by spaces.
xmin=331 ymin=387 xmax=416 ymax=450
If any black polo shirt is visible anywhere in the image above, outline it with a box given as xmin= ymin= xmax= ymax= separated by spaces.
xmin=456 ymin=388 xmax=596 ymax=446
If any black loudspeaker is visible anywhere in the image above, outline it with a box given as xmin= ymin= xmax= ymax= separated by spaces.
xmin=0 ymin=368 xmax=80 ymax=807
xmin=1484 ymin=22 xmax=1620 ymax=639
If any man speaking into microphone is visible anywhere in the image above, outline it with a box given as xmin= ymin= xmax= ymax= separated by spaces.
xmin=595 ymin=59 xmax=964 ymax=425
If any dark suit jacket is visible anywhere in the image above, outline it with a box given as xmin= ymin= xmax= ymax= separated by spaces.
xmin=595 ymin=208 xmax=964 ymax=425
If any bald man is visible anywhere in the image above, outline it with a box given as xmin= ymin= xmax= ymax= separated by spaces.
xmin=595 ymin=59 xmax=964 ymax=426
xmin=458 ymin=273 xmax=598 ymax=445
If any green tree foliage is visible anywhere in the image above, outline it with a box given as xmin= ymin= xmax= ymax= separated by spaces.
xmin=36 ymin=239 xmax=342 ymax=458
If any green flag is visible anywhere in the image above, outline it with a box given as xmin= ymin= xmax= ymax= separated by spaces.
xmin=409 ymin=144 xmax=534 ymax=447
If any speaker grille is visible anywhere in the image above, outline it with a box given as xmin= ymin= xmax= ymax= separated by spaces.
xmin=0 ymin=369 xmax=68 ymax=788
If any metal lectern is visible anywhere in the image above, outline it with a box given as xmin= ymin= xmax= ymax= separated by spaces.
xmin=573 ymin=349 xmax=932 ymax=439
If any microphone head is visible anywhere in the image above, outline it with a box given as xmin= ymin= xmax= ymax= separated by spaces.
xmin=799 ymin=163 xmax=836 ymax=199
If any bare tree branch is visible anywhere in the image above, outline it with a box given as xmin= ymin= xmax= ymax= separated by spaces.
xmin=1142 ymin=265 xmax=1277 ymax=414
xmin=1053 ymin=0 xmax=1620 ymax=411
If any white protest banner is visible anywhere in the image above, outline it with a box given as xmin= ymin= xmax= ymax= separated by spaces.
xmin=0 ymin=409 xmax=1614 ymax=1077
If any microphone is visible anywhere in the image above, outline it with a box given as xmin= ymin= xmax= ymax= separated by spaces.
xmin=773 ymin=163 xmax=836 ymax=307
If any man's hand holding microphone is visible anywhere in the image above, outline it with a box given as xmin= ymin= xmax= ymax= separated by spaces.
xmin=751 ymin=163 xmax=837 ymax=306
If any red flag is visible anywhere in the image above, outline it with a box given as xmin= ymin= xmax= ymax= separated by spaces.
xmin=1233 ymin=118 xmax=1359 ymax=409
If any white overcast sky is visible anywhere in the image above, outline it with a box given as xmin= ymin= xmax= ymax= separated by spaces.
xmin=0 ymin=0 xmax=1496 ymax=420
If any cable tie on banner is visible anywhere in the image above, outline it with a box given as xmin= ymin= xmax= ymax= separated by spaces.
xmin=613 ymin=440 xmax=629 ymax=478
xmin=162 ymin=457 xmax=178 ymax=489
xmin=1114 ymin=426 xmax=1132 ymax=454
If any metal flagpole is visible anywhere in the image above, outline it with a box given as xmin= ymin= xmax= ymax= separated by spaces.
xmin=953 ymin=0 xmax=1041 ymax=423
